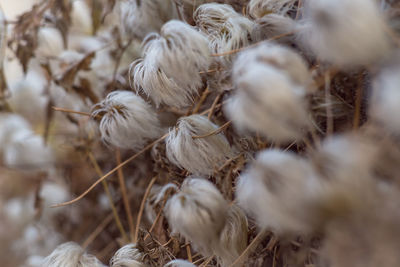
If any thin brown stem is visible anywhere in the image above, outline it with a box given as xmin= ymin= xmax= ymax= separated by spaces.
xmin=192 ymin=121 xmax=231 ymax=139
xmin=87 ymin=151 xmax=128 ymax=242
xmin=51 ymin=133 xmax=169 ymax=208
xmin=134 ymin=176 xmax=157 ymax=243
xmin=52 ymin=106 xmax=91 ymax=117
xmin=324 ymin=72 xmax=333 ymax=135
xmin=228 ymin=230 xmax=267 ymax=267
xmin=353 ymin=73 xmax=363 ymax=129
xmin=192 ymin=87 xmax=210 ymax=114
xmin=208 ymin=93 xmax=223 ymax=119
xmin=81 ymin=213 xmax=113 ymax=249
xmin=186 ymin=244 xmax=193 ymax=262
xmin=116 ymin=149 xmax=135 ymax=242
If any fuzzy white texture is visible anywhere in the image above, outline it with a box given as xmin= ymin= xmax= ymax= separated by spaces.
xmin=216 ymin=205 xmax=248 ymax=266
xmin=164 ymin=259 xmax=196 ymax=267
xmin=91 ymin=90 xmax=162 ymax=150
xmin=370 ymin=63 xmax=400 ymax=134
xmin=248 ymin=0 xmax=297 ymax=18
xmin=233 ymin=42 xmax=312 ymax=89
xmin=37 ymin=27 xmax=64 ymax=58
xmin=225 ymin=63 xmax=309 ymax=142
xmin=166 ymin=115 xmax=234 ymax=175
xmin=0 ymin=113 xmax=31 ymax=148
xmin=71 ymin=0 xmax=93 ymax=35
xmin=236 ymin=149 xmax=322 ymax=234
xmin=110 ymin=244 xmax=146 ymax=267
xmin=131 ymin=20 xmax=210 ymax=108
xmin=3 ymin=129 xmax=54 ymax=171
xmin=251 ymin=14 xmax=295 ymax=43
xmin=194 ymin=3 xmax=254 ymax=54
xmin=164 ymin=177 xmax=229 ymax=255
xmin=311 ymin=134 xmax=378 ymax=182
xmin=4 ymin=196 xmax=36 ymax=225
xmin=298 ymin=0 xmax=391 ymax=67
xmin=119 ymin=0 xmax=178 ymax=39
xmin=42 ymin=242 xmax=106 ymax=267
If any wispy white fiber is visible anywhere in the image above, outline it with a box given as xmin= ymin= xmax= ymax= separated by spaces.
xmin=248 ymin=0 xmax=297 ymax=18
xmin=110 ymin=244 xmax=146 ymax=267
xmin=131 ymin=20 xmax=210 ymax=108
xmin=166 ymin=115 xmax=234 ymax=175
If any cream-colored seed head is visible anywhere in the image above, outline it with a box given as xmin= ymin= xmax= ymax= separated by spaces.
xmin=225 ymin=63 xmax=309 ymax=142
xmin=298 ymin=0 xmax=391 ymax=67
xmin=91 ymin=90 xmax=162 ymax=150
xmin=166 ymin=115 xmax=234 ymax=175
xmin=131 ymin=20 xmax=210 ymax=108
xmin=247 ymin=0 xmax=297 ymax=18
xmin=164 ymin=259 xmax=196 ymax=267
xmin=194 ymin=3 xmax=254 ymax=54
xmin=164 ymin=177 xmax=229 ymax=255
xmin=236 ymin=149 xmax=322 ymax=234
xmin=110 ymin=244 xmax=146 ymax=267
xmin=42 ymin=242 xmax=106 ymax=267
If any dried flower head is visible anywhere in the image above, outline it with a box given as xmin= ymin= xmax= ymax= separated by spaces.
xmin=236 ymin=149 xmax=322 ymax=234
xmin=247 ymin=0 xmax=297 ymax=18
xmin=166 ymin=115 xmax=234 ymax=175
xmin=164 ymin=177 xmax=229 ymax=255
xmin=194 ymin=3 xmax=254 ymax=54
xmin=298 ymin=0 xmax=391 ymax=67
xmin=251 ymin=14 xmax=295 ymax=44
xmin=91 ymin=90 xmax=162 ymax=150
xmin=164 ymin=259 xmax=196 ymax=267
xmin=119 ymin=0 xmax=178 ymax=39
xmin=110 ymin=244 xmax=146 ymax=267
xmin=42 ymin=242 xmax=106 ymax=267
xmin=131 ymin=20 xmax=210 ymax=108
xmin=225 ymin=63 xmax=310 ymax=142
xmin=233 ymin=42 xmax=312 ymax=89
xmin=369 ymin=61 xmax=400 ymax=134
xmin=215 ymin=205 xmax=248 ymax=266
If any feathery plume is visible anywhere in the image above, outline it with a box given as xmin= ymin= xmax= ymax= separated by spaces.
xmin=247 ymin=0 xmax=297 ymax=18
xmin=42 ymin=242 xmax=106 ymax=267
xmin=91 ymin=90 xmax=162 ymax=150
xmin=119 ymin=0 xmax=178 ymax=39
xmin=131 ymin=20 xmax=210 ymax=108
xmin=110 ymin=244 xmax=146 ymax=267
xmin=236 ymin=149 xmax=322 ymax=234
xmin=164 ymin=177 xmax=229 ymax=255
xmin=164 ymin=259 xmax=196 ymax=267
xmin=297 ymin=0 xmax=391 ymax=67
xmin=166 ymin=115 xmax=234 ymax=175
xmin=194 ymin=3 xmax=254 ymax=54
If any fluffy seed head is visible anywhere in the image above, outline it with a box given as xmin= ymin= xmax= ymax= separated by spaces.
xmin=247 ymin=0 xmax=297 ymax=18
xmin=236 ymin=149 xmax=322 ymax=234
xmin=194 ymin=3 xmax=254 ymax=54
xmin=298 ymin=0 xmax=391 ymax=67
xmin=225 ymin=62 xmax=310 ymax=142
xmin=145 ymin=183 xmax=178 ymax=224
xmin=166 ymin=115 xmax=234 ymax=175
xmin=251 ymin=14 xmax=295 ymax=44
xmin=91 ymin=90 xmax=162 ymax=150
xmin=216 ymin=205 xmax=248 ymax=266
xmin=42 ymin=242 xmax=106 ymax=267
xmin=369 ymin=61 xmax=400 ymax=134
xmin=119 ymin=0 xmax=178 ymax=39
xmin=233 ymin=42 xmax=312 ymax=89
xmin=164 ymin=177 xmax=229 ymax=255
xmin=131 ymin=20 xmax=210 ymax=108
xmin=110 ymin=244 xmax=146 ymax=267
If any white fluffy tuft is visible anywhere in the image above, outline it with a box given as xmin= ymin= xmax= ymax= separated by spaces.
xmin=166 ymin=115 xmax=234 ymax=175
xmin=42 ymin=242 xmax=106 ymax=267
xmin=110 ymin=244 xmax=146 ymax=267
xmin=131 ymin=20 xmax=210 ymax=108
xmin=247 ymin=0 xmax=297 ymax=18
xmin=164 ymin=177 xmax=229 ymax=256
xmin=297 ymin=0 xmax=391 ymax=67
xmin=164 ymin=259 xmax=196 ymax=267
xmin=91 ymin=90 xmax=162 ymax=150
